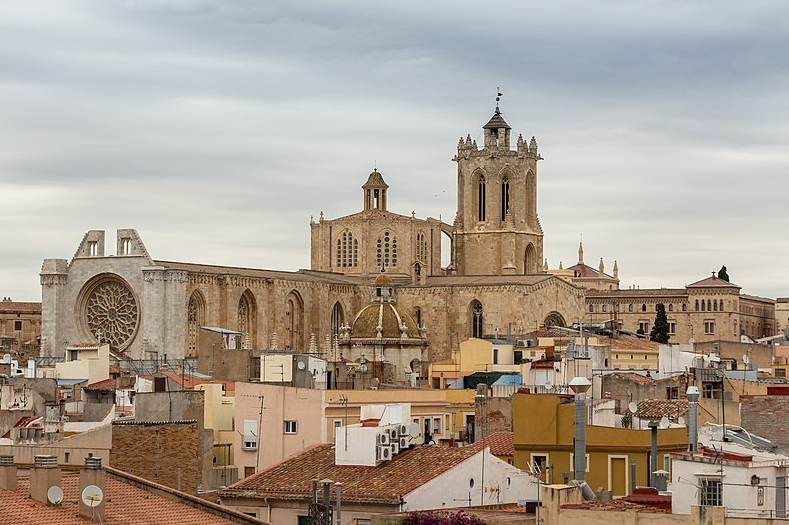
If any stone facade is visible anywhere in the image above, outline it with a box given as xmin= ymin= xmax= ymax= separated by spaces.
xmin=585 ymin=275 xmax=776 ymax=344
xmin=740 ymin=396 xmax=789 ymax=451
xmin=0 ymin=298 xmax=41 ymax=355
xmin=39 ymin=108 xmax=586 ymax=368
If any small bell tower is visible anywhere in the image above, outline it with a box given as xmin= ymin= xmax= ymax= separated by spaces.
xmin=363 ymin=169 xmax=388 ymax=212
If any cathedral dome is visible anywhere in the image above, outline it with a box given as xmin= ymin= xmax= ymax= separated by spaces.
xmin=351 ymin=303 xmax=420 ymax=339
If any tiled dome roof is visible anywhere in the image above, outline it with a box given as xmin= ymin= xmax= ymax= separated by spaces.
xmin=351 ymin=303 xmax=420 ymax=339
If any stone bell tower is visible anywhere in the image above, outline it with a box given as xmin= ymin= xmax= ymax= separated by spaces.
xmin=453 ymin=103 xmax=544 ymax=275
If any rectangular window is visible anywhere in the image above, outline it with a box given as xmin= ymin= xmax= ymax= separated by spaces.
xmin=704 ymin=321 xmax=715 ymax=335
xmin=14 ymin=321 xmax=22 ymax=331
xmin=493 ymin=348 xmax=498 ymax=364
xmin=699 ymin=477 xmax=722 ymax=506
xmin=243 ymin=419 xmax=258 ymax=450
xmin=433 ymin=417 xmax=441 ymax=434
xmin=602 ymin=305 xmax=608 ymax=313
xmin=668 ymin=321 xmax=676 ymax=334
xmin=284 ymin=420 xmax=297 ymax=434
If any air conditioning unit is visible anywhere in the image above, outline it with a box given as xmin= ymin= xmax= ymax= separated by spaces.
xmin=390 ymin=442 xmax=400 ymax=455
xmin=377 ymin=433 xmax=390 ymax=446
xmin=398 ymin=424 xmax=408 ymax=436
xmin=388 ymin=428 xmax=399 ymax=441
xmin=377 ymin=446 xmax=392 ymax=461
xmin=399 ymin=437 xmax=408 ymax=448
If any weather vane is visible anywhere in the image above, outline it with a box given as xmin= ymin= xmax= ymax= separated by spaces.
xmin=495 ymin=87 xmax=503 ymax=109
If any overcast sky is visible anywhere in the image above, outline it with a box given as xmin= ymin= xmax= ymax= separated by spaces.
xmin=2 ymin=0 xmax=788 ymax=302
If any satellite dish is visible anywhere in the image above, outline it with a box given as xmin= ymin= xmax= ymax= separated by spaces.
xmin=81 ymin=485 xmax=104 ymax=508
xmin=628 ymin=402 xmax=638 ymax=413
xmin=297 ymin=361 xmax=306 ymax=370
xmin=743 ymin=354 xmax=749 ymax=364
xmin=47 ymin=485 xmax=64 ymax=505
xmin=660 ymin=416 xmax=670 ymax=429
xmin=545 ymin=382 xmax=553 ymax=391
xmin=678 ymin=416 xmax=686 ymax=426
xmin=408 ymin=422 xmax=420 ymax=438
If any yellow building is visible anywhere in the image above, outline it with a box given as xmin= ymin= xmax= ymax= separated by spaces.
xmin=606 ymin=337 xmax=660 ymax=371
xmin=428 ymin=337 xmax=523 ymax=389
xmin=512 ymin=393 xmax=687 ymax=496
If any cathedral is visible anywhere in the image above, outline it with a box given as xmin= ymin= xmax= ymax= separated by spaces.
xmin=37 ymin=105 xmax=587 ymax=371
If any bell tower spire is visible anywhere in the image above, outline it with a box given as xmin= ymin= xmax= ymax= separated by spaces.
xmin=362 ymin=168 xmax=389 ymax=212
xmin=453 ymin=97 xmax=544 ymax=275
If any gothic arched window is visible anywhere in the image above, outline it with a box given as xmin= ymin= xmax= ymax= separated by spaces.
xmin=525 ymin=243 xmax=537 ymax=273
xmin=719 ymin=299 xmax=724 ymax=312
xmin=416 ymin=232 xmax=428 ymax=263
xmin=187 ymin=290 xmax=205 ymax=358
xmin=331 ymin=302 xmax=344 ymax=338
xmin=695 ymin=300 xmax=699 ymax=311
xmin=471 ymin=301 xmax=484 ymax=338
xmin=336 ymin=231 xmax=358 ymax=268
xmin=501 ymin=175 xmax=510 ymax=220
xmin=477 ymin=175 xmax=486 ymax=222
xmin=376 ymin=231 xmax=398 ymax=268
xmin=285 ymin=291 xmax=304 ymax=351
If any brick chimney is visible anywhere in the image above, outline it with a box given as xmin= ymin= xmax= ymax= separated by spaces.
xmin=0 ymin=455 xmax=16 ymax=490
xmin=30 ymin=454 xmax=61 ymax=505
xmin=79 ymin=456 xmax=106 ymax=521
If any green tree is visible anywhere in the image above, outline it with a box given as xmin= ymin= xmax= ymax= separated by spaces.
xmin=650 ymin=303 xmax=670 ymax=344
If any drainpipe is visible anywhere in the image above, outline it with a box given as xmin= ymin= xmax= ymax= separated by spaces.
xmin=335 ymin=482 xmax=342 ymax=525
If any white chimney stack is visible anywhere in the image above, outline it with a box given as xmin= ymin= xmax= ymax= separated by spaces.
xmin=0 ymin=455 xmax=17 ymax=490
xmin=79 ymin=456 xmax=106 ymax=521
xmin=30 ymin=455 xmax=61 ymax=505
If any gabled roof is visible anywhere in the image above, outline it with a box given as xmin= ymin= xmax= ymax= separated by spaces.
xmin=565 ymin=263 xmax=614 ymax=279
xmin=686 ymin=275 xmax=740 ymax=289
xmin=221 ymin=444 xmax=482 ymax=504
xmin=0 ymin=467 xmax=268 ymax=525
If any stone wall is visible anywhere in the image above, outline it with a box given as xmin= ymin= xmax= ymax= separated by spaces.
xmin=740 ymin=396 xmax=789 ymax=450
xmin=110 ymin=420 xmax=200 ymax=493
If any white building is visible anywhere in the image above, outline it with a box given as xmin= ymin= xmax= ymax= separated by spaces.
xmin=669 ymin=425 xmax=789 ymax=517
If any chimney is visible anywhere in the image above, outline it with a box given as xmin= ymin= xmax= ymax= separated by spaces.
xmin=30 ymin=454 xmax=60 ymax=505
xmin=79 ymin=456 xmax=106 ymax=521
xmin=0 ymin=455 xmax=16 ymax=490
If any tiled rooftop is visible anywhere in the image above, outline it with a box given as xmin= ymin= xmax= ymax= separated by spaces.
xmin=0 ymin=467 xmax=267 ymax=525
xmin=480 ymin=431 xmax=514 ymax=456
xmin=222 ymin=443 xmax=482 ymax=504
xmin=0 ymin=301 xmax=42 ymax=313
xmin=635 ymin=399 xmax=688 ymax=420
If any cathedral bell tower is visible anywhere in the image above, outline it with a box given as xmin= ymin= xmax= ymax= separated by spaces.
xmin=452 ymin=104 xmax=544 ymax=275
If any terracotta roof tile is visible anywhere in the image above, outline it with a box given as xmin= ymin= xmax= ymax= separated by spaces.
xmin=222 ymin=444 xmax=481 ymax=504
xmin=0 ymin=468 xmax=268 ymax=525
xmin=565 ymin=263 xmax=614 ymax=279
xmin=635 ymin=399 xmax=688 ymax=421
xmin=0 ymin=301 xmax=42 ymax=313
xmin=480 ymin=432 xmax=514 ymax=456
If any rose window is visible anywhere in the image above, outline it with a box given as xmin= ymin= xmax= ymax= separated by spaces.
xmin=84 ymin=281 xmax=139 ymax=349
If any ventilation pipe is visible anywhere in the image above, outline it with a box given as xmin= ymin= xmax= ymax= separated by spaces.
xmin=335 ymin=482 xmax=342 ymax=525
xmin=79 ymin=456 xmax=105 ymax=521
xmin=687 ymin=386 xmax=700 ymax=452
xmin=630 ymin=460 xmax=637 ymax=494
xmin=569 ymin=376 xmax=592 ymax=483
xmin=30 ymin=455 xmax=60 ymax=505
xmin=322 ymin=479 xmax=332 ymax=525
xmin=0 ymin=455 xmax=16 ymax=490
xmin=648 ymin=421 xmax=659 ymax=488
